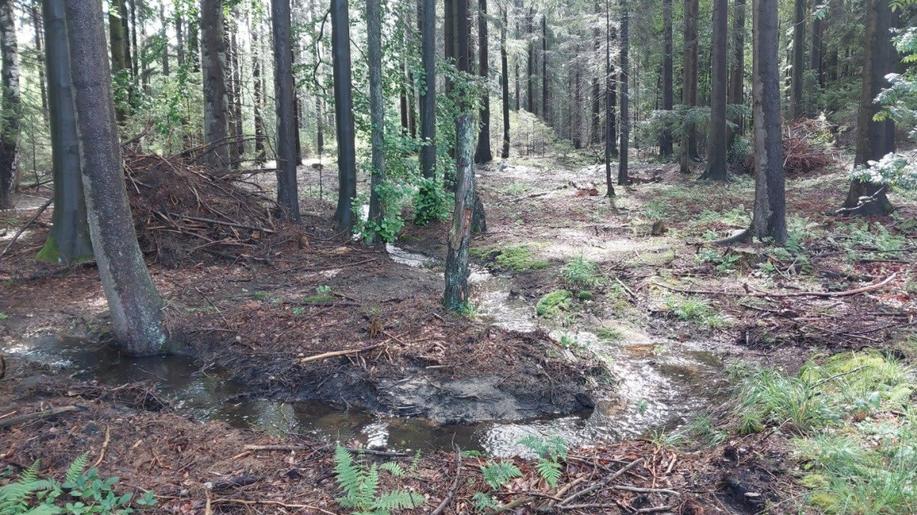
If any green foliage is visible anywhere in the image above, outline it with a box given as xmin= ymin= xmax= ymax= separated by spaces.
xmin=412 ymin=178 xmax=451 ymax=225
xmin=536 ymin=290 xmax=572 ymax=319
xmin=595 ymin=325 xmax=624 ymax=343
xmin=479 ymin=461 xmax=522 ymax=490
xmin=0 ymin=454 xmax=155 ymax=514
xmin=471 ymin=492 xmax=499 ymax=511
xmin=839 ymin=221 xmax=905 ymax=262
xmin=333 ymin=446 xmax=423 ymax=515
xmin=518 ymin=437 xmax=567 ymax=488
xmin=304 ymin=285 xmax=335 ymax=304
xmin=695 ymin=249 xmax=741 ymax=274
xmin=357 ymin=183 xmax=407 ymax=244
xmin=681 ymin=416 xmax=728 ymax=448
xmin=475 ymin=245 xmax=549 ymax=273
xmin=561 ymin=257 xmax=601 ymax=290
xmin=663 ymin=295 xmax=727 ymax=329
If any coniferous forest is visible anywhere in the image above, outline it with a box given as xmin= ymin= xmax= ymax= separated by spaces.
xmin=1 ymin=0 xmax=917 ymax=512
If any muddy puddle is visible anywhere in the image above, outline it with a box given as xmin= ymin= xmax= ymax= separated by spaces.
xmin=3 ymin=245 xmax=730 ymax=457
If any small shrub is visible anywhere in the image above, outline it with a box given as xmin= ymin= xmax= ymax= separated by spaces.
xmin=480 ymin=461 xmax=522 ymax=490
xmin=304 ymin=285 xmax=335 ymax=304
xmin=595 ymin=325 xmax=624 ymax=343
xmin=413 ymin=178 xmax=450 ymax=225
xmin=561 ymin=257 xmax=601 ymax=290
xmin=536 ymin=290 xmax=572 ymax=318
xmin=664 ymin=295 xmax=727 ymax=329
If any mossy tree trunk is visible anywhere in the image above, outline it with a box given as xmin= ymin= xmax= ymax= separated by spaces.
xmin=65 ymin=0 xmax=167 ymax=356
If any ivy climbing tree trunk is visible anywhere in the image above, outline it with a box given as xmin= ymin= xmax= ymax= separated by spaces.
xmin=271 ymin=0 xmax=301 ymax=221
xmin=842 ymin=0 xmax=895 ymax=215
xmin=474 ymin=0 xmax=493 ymax=164
xmin=200 ymin=0 xmax=229 ymax=169
xmin=366 ymin=0 xmax=385 ymax=245
xmin=37 ymin=0 xmax=93 ymax=265
xmin=680 ymin=0 xmax=699 ymax=173
xmin=659 ymin=0 xmax=673 ymax=158
xmin=500 ymin=5 xmax=510 ymax=159
xmin=748 ymin=0 xmax=786 ymax=243
xmin=700 ymin=0 xmax=728 ymax=181
xmin=418 ymin=0 xmax=436 ymax=179
xmin=0 ymin=0 xmax=19 ymax=210
xmin=65 ymin=0 xmax=167 ymax=356
xmin=331 ymin=0 xmax=357 ymax=231
xmin=617 ymin=0 xmax=630 ymax=186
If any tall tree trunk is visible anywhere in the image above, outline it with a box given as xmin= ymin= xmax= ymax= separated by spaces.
xmin=418 ymin=0 xmax=436 ymax=179
xmin=659 ymin=0 xmax=674 ymax=158
xmin=128 ymin=0 xmax=139 ymax=79
xmin=160 ymin=4 xmax=170 ymax=76
xmin=474 ymin=0 xmax=493 ymax=163
xmin=0 ymin=0 xmax=19 ymax=209
xmin=728 ymin=0 xmax=746 ymax=148
xmin=64 ymin=0 xmax=166 ymax=356
xmin=617 ymin=0 xmax=629 ymax=185
xmin=749 ymin=0 xmax=786 ymax=243
xmin=604 ymin=0 xmax=615 ymax=197
xmin=809 ymin=2 xmax=823 ymax=99
xmin=109 ymin=0 xmax=133 ymax=122
xmin=842 ymin=0 xmax=895 ymax=215
xmin=573 ymin=49 xmax=582 ymax=148
xmin=331 ymin=0 xmax=357 ymax=231
xmin=541 ymin=14 xmax=549 ymax=125
xmin=250 ymin=9 xmax=266 ymax=164
xmin=30 ymin=2 xmax=48 ymax=124
xmin=526 ymin=8 xmax=535 ymax=113
xmin=176 ymin=9 xmax=185 ymax=69
xmin=400 ymin=57 xmax=410 ymax=134
xmin=37 ymin=0 xmax=92 ymax=265
xmin=271 ymin=0 xmax=301 ymax=221
xmin=366 ymin=0 xmax=385 ymax=245
xmin=701 ymin=0 xmax=728 ymax=180
xmin=500 ymin=5 xmax=510 ymax=158
xmin=200 ymin=0 xmax=229 ymax=169
xmin=790 ymin=0 xmax=806 ymax=119
xmin=189 ymin=11 xmax=200 ymax=72
xmin=223 ymin=18 xmax=240 ymax=168
xmin=680 ymin=0 xmax=699 ymax=172
xmin=230 ymin=23 xmax=243 ymax=159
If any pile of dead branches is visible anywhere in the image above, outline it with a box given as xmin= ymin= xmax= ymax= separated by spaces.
xmin=124 ymin=152 xmax=281 ymax=266
xmin=782 ymin=119 xmax=835 ymax=176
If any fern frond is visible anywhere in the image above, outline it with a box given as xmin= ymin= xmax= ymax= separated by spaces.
xmin=64 ymin=454 xmax=88 ymax=485
xmin=23 ymin=505 xmax=63 ymax=515
xmin=480 ymin=461 xmax=522 ymax=490
xmin=472 ymin=492 xmax=499 ymax=511
xmin=372 ymin=490 xmax=423 ymax=511
xmin=334 ymin=445 xmax=363 ymax=508
xmin=378 ymin=462 xmax=404 ymax=478
xmin=535 ymin=459 xmax=562 ymax=488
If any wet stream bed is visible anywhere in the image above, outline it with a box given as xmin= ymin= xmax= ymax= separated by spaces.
xmin=5 ymin=245 xmax=732 ymax=458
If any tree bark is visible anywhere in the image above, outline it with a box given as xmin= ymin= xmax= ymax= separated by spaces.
xmin=541 ymin=14 xmax=549 ymax=125
xmin=109 ymin=0 xmax=133 ymax=122
xmin=680 ymin=0 xmax=699 ymax=173
xmin=250 ymin=8 xmax=266 ymax=164
xmin=617 ymin=0 xmax=629 ymax=185
xmin=0 ymin=0 xmax=19 ymax=209
xmin=200 ymin=0 xmax=230 ymax=169
xmin=37 ymin=0 xmax=92 ymax=265
xmin=790 ymin=0 xmax=806 ymax=119
xmin=500 ymin=5 xmax=510 ymax=158
xmin=842 ymin=0 xmax=895 ymax=215
xmin=810 ymin=2 xmax=823 ymax=95
xmin=418 ymin=0 xmax=436 ymax=179
xmin=64 ymin=0 xmax=167 ymax=356
xmin=30 ymin=2 xmax=48 ymax=124
xmin=700 ymin=0 xmax=728 ymax=181
xmin=331 ymin=0 xmax=357 ymax=231
xmin=271 ymin=0 xmax=301 ymax=221
xmin=749 ymin=0 xmax=786 ymax=243
xmin=223 ymin=17 xmax=240 ymax=168
xmin=189 ymin=10 xmax=200 ymax=72
xmin=366 ymin=0 xmax=385 ymax=245
xmin=728 ymin=0 xmax=746 ymax=147
xmin=230 ymin=20 xmax=244 ymax=159
xmin=604 ymin=0 xmax=615 ymax=197
xmin=176 ymin=9 xmax=185 ymax=69
xmin=160 ymin=4 xmax=170 ymax=76
xmin=659 ymin=0 xmax=674 ymax=158
xmin=474 ymin=0 xmax=493 ymax=163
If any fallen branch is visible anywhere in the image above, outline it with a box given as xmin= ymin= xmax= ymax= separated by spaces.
xmin=0 ymin=405 xmax=82 ymax=429
xmin=298 ymin=339 xmax=391 ymax=364
xmin=653 ymin=273 xmax=898 ymax=299
xmin=93 ymin=425 xmax=111 ymax=467
xmin=0 ymin=197 xmax=53 ymax=260
xmin=211 ymin=498 xmax=336 ymax=514
xmin=167 ymin=212 xmax=275 ymax=234
xmin=430 ymin=448 xmax=463 ymax=515
xmin=557 ymin=458 xmax=644 ymax=507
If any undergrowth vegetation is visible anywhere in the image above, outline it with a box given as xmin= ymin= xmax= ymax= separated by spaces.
xmin=471 ymin=245 xmax=549 ymax=272
xmin=333 ymin=446 xmax=423 ymax=515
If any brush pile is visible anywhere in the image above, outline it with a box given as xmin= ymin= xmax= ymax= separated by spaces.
xmin=123 ymin=152 xmax=281 ymax=267
xmin=783 ymin=119 xmax=836 ymax=176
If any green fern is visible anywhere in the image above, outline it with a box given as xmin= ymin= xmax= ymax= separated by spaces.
xmin=333 ymin=445 xmax=423 ymax=515
xmin=535 ymin=460 xmax=562 ymax=488
xmin=519 ymin=437 xmax=568 ymax=488
xmin=472 ymin=492 xmax=499 ymax=511
xmin=63 ymin=454 xmax=87 ymax=486
xmin=480 ymin=461 xmax=522 ymax=490
xmin=371 ymin=491 xmax=423 ymax=512
xmin=378 ymin=462 xmax=404 ymax=478
xmin=0 ymin=462 xmax=61 ymax=515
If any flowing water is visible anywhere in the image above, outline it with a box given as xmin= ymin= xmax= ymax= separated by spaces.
xmin=4 ymin=245 xmax=729 ymax=457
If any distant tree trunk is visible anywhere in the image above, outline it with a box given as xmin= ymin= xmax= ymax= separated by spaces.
xmin=573 ymin=50 xmax=582 ymax=148
xmin=700 ymin=0 xmax=728 ymax=180
xmin=230 ymin=24 xmax=243 ymax=159
xmin=617 ymin=0 xmax=629 ymax=185
xmin=748 ymin=0 xmax=786 ymax=243
xmin=366 ymin=0 xmax=385 ymax=245
xmin=0 ymin=0 xmax=19 ymax=209
xmin=30 ymin=2 xmax=48 ymax=124
xmin=604 ymin=0 xmax=615 ymax=197
xmin=64 ymin=0 xmax=167 ymax=356
xmin=200 ymin=0 xmax=229 ymax=169
xmin=250 ymin=10 xmax=266 ymax=164
xmin=271 ymin=0 xmax=301 ymax=221
xmin=176 ymin=10 xmax=185 ymax=69
xmin=331 ymin=0 xmax=357 ymax=231
xmin=728 ymin=0 xmax=746 ymax=148
xmin=223 ymin=18 xmax=240 ymax=168
xmin=109 ymin=0 xmax=133 ymax=122
xmin=418 ymin=0 xmax=436 ymax=179
xmin=189 ymin=12 xmax=200 ymax=72
xmin=526 ymin=9 xmax=535 ymax=113
xmin=790 ymin=0 xmax=806 ymax=119
xmin=541 ymin=14 xmax=549 ymax=125
xmin=500 ymin=5 xmax=510 ymax=158
xmin=659 ymin=0 xmax=674 ymax=158
xmin=160 ymin=4 xmax=171 ymax=76
xmin=474 ymin=0 xmax=493 ymax=163
xmin=444 ymin=0 xmax=455 ymax=93
xmin=680 ymin=0 xmax=699 ymax=173
xmin=400 ymin=58 xmax=410 ymax=133
xmin=810 ymin=2 xmax=823 ymax=96
xmin=842 ymin=0 xmax=894 ymax=215
xmin=128 ymin=0 xmax=139 ymax=80
xmin=37 ymin=0 xmax=92 ymax=265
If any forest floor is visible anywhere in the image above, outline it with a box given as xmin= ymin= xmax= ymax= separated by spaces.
xmin=1 ymin=150 xmax=915 ymax=513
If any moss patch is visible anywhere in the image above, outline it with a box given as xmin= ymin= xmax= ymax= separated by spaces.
xmin=536 ymin=290 xmax=572 ymax=318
